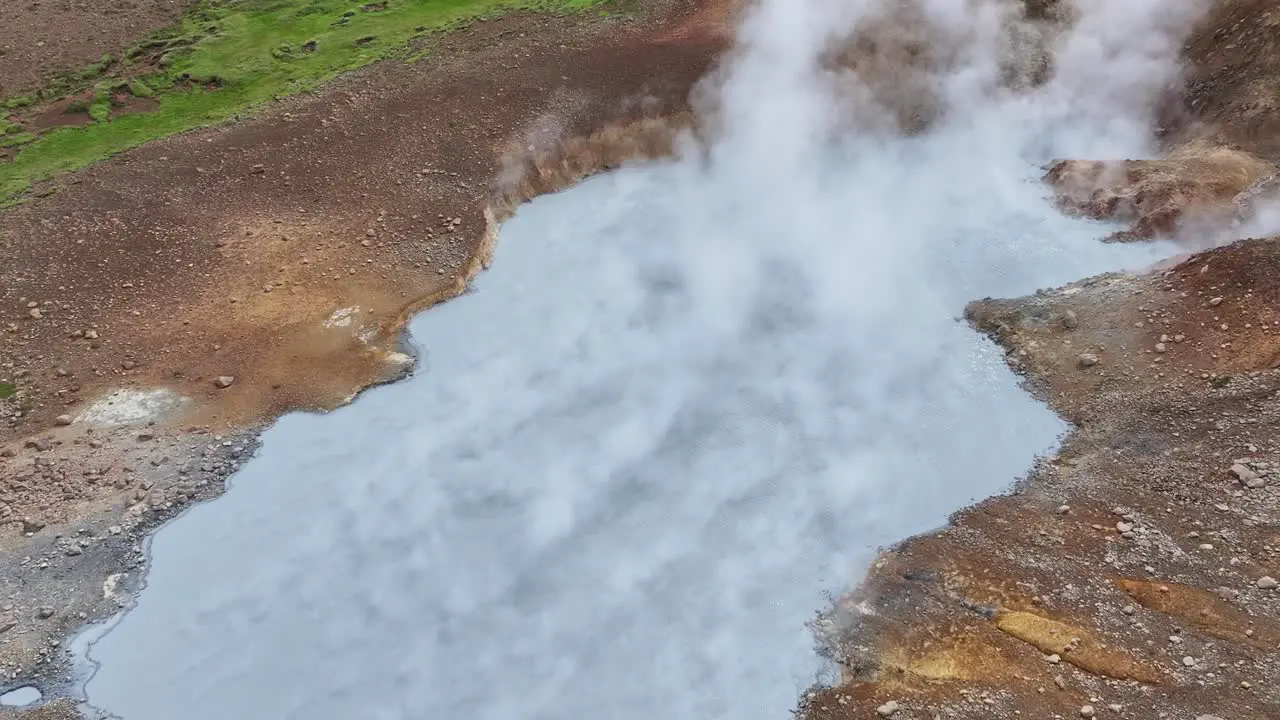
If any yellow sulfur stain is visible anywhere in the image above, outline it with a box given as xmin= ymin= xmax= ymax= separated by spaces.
xmin=994 ymin=610 xmax=1163 ymax=684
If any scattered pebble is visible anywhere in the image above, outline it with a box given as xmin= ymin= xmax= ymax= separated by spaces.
xmin=876 ymin=700 xmax=899 ymax=717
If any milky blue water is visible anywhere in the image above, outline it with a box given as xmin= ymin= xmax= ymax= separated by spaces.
xmin=0 ymin=686 xmax=42 ymax=707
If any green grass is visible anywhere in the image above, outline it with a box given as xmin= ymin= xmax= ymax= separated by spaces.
xmin=0 ymin=382 xmax=15 ymax=400
xmin=0 ymin=132 xmax=37 ymax=148
xmin=128 ymin=79 xmax=156 ymax=98
xmin=0 ymin=0 xmax=611 ymax=202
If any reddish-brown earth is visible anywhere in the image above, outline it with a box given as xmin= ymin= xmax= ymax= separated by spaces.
xmin=0 ymin=0 xmax=192 ymax=97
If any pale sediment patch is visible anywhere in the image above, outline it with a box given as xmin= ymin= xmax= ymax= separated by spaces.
xmin=74 ymin=389 xmax=189 ymax=427
xmin=322 ymin=306 xmax=363 ymax=329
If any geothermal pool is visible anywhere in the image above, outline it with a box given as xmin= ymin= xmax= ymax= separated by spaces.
xmin=76 ymin=135 xmax=1170 ymax=719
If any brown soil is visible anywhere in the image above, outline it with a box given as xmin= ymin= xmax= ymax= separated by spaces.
xmin=109 ymin=94 xmax=159 ymax=117
xmin=0 ymin=0 xmax=191 ymax=97
xmin=800 ymin=3 xmax=1280 ymax=719
xmin=1179 ymin=0 xmax=1280 ymax=156
xmin=28 ymin=95 xmax=93 ymax=131
xmin=0 ymin=4 xmax=725 ymax=445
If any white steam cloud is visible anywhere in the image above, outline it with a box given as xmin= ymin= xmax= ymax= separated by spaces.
xmin=79 ymin=2 xmax=1206 ymax=720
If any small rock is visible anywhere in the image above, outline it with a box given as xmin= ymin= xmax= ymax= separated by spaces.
xmin=54 ymin=414 xmax=72 ymax=426
xmin=1121 ymin=605 xmax=1137 ymax=615
xmin=1182 ymin=656 xmax=1196 ymax=667
xmin=1062 ymin=310 xmax=1079 ymax=330
xmin=28 ymin=308 xmax=42 ymax=319
xmin=1209 ymin=297 xmax=1224 ymax=307
xmin=1257 ymin=576 xmax=1278 ymax=590
xmin=121 ymin=360 xmax=136 ymax=370
xmin=213 ymin=376 xmax=236 ymax=389
xmin=1080 ymin=705 xmax=1095 ymax=718
xmin=1231 ymin=463 xmax=1260 ymax=483
xmin=1155 ymin=342 xmax=1167 ymax=353
xmin=64 ymin=545 xmax=82 ymax=557
xmin=83 ymin=329 xmax=99 ymax=339
xmin=1078 ymin=353 xmax=1099 ymax=368
xmin=22 ymin=517 xmax=45 ymax=534
xmin=1116 ymin=521 xmax=1134 ymax=533
xmin=1046 ymin=653 xmax=1061 ymax=664
xmin=876 ymin=700 xmax=899 ymax=717
xmin=0 ymin=617 xmax=15 ymax=634
xmin=35 ymin=607 xmax=54 ymax=620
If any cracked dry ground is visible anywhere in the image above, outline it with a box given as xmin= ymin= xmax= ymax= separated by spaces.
xmin=800 ymin=2 xmax=1280 ymax=719
xmin=0 ymin=0 xmax=731 ymax=708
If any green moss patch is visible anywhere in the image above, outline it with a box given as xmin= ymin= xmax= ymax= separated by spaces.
xmin=0 ymin=0 xmax=611 ymax=202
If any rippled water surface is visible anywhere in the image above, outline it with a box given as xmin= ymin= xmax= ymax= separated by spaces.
xmin=80 ymin=143 xmax=1170 ymax=719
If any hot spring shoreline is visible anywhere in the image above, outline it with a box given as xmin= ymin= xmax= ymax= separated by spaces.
xmin=3 ymin=0 xmax=1280 ymax=718
xmin=0 ymin=2 xmax=727 ymax=715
